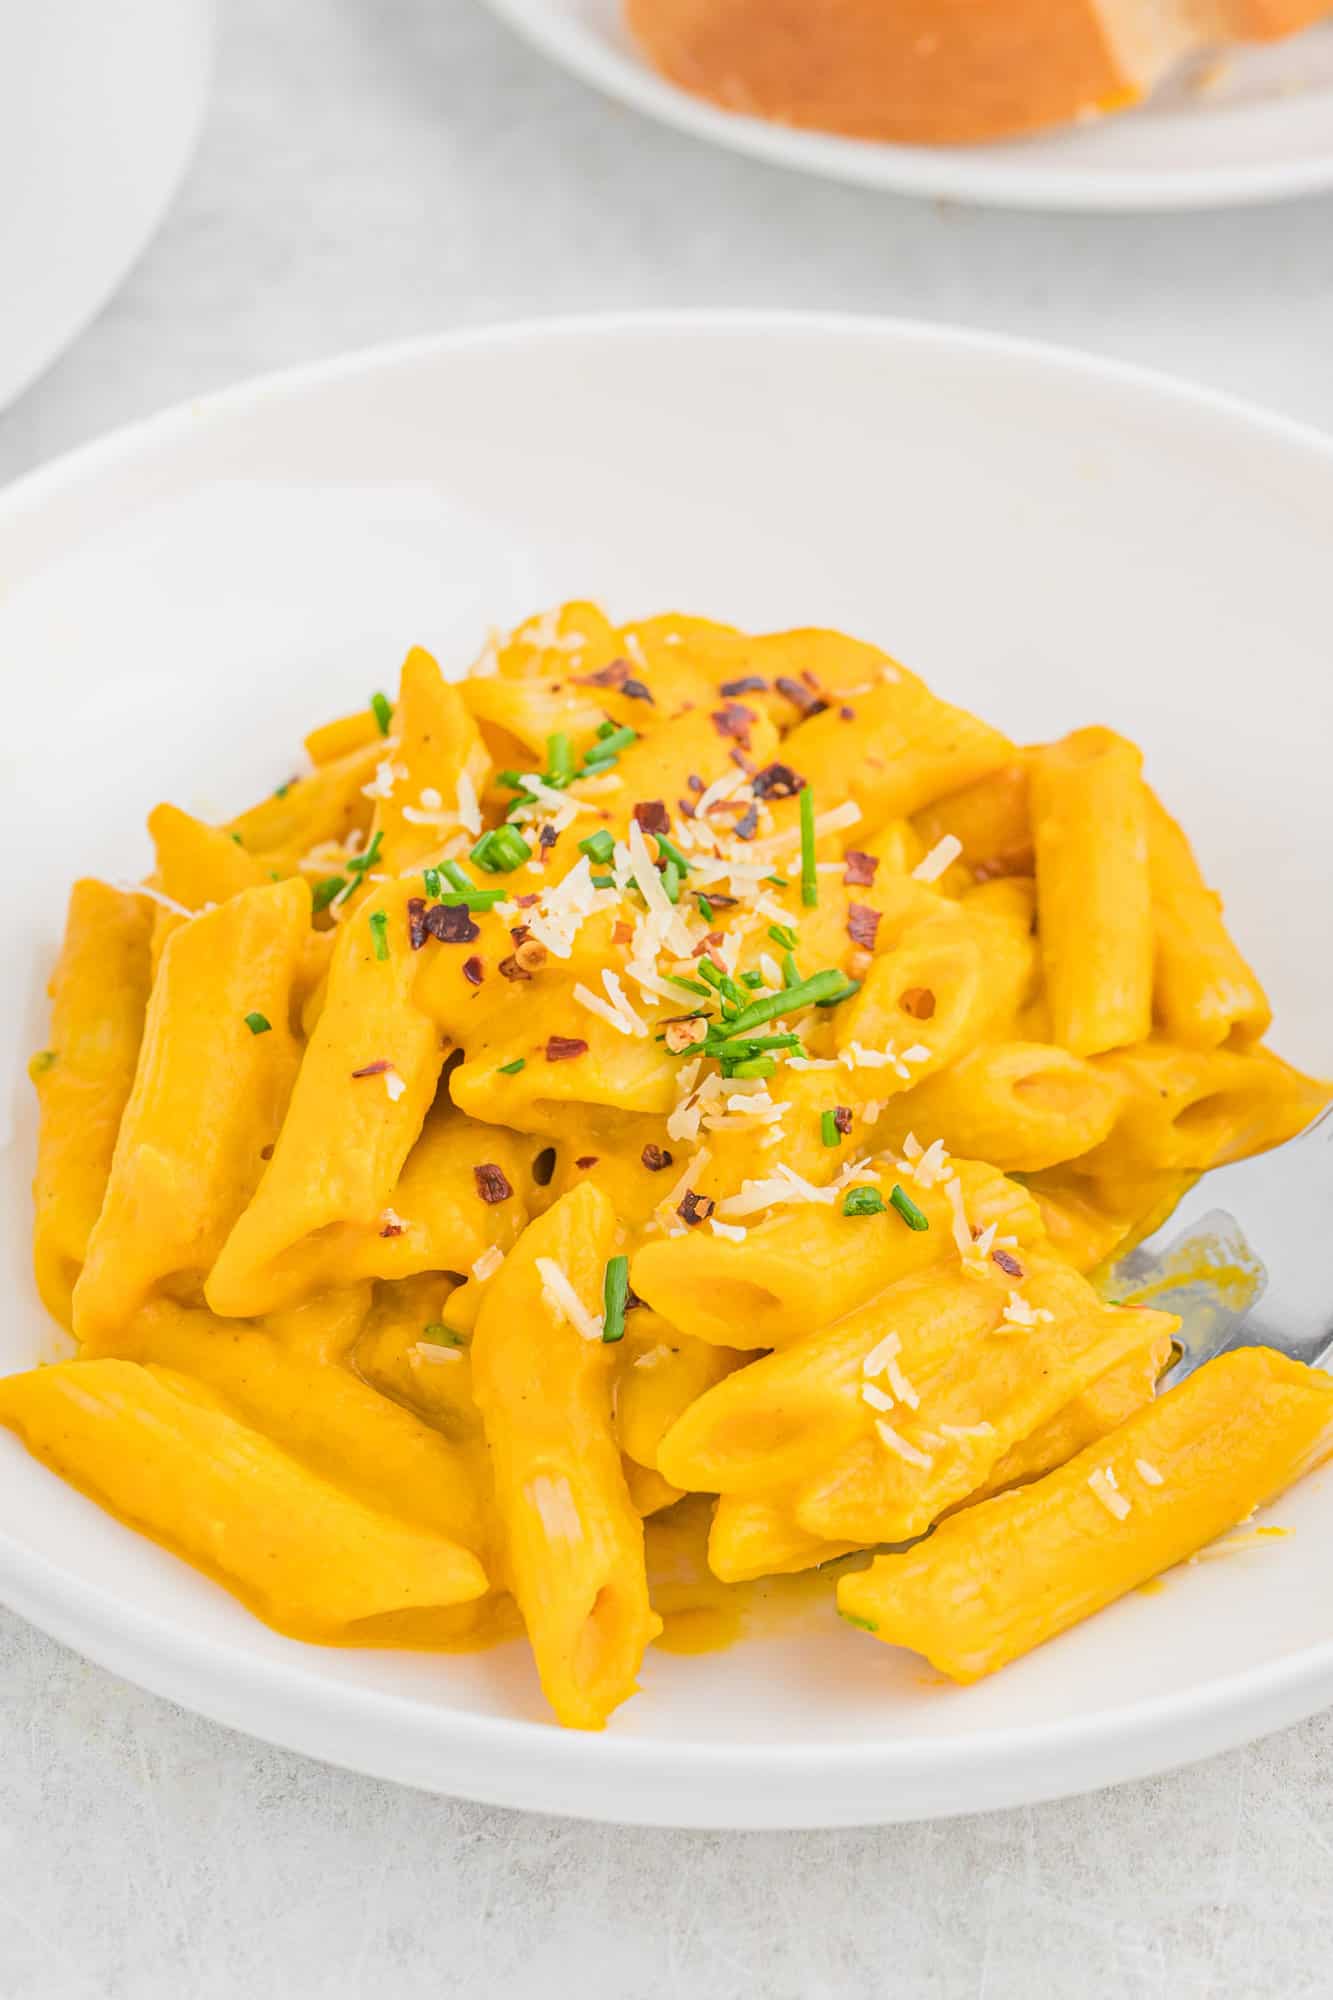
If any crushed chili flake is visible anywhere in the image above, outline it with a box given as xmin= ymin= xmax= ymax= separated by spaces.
xmin=729 ymin=747 xmax=756 ymax=774
xmin=691 ymin=931 xmax=724 ymax=958
xmin=462 ymin=955 xmax=485 ymax=985
xmin=641 ymin=1143 xmax=674 ymax=1172
xmin=719 ymin=675 xmax=768 ymax=696
xmin=379 ymin=1218 xmax=406 ymax=1238
xmin=406 ymin=897 xmax=429 ymax=951
xmin=710 ymin=702 xmax=756 ymax=749
xmin=833 ymin=1106 xmax=854 ymax=1136
xmin=677 ymin=1189 xmax=715 ymax=1227
xmin=751 ymin=761 xmax=805 ymax=800
xmin=632 ymin=799 xmax=671 ymax=835
xmin=573 ymin=658 xmax=630 ymax=688
xmin=498 ymin=955 xmax=531 ymax=981
xmin=732 ymin=804 xmax=759 ymax=841
xmin=899 ymin=985 xmax=936 ymax=1020
xmin=473 ymin=1162 xmax=514 ymax=1204
xmin=575 ymin=1154 xmax=599 ymax=1169
xmin=545 ymin=1034 xmax=589 ymax=1062
xmin=843 ymin=850 xmax=879 ymax=887
xmin=260 ymin=1144 xmax=274 ymax=1161
xmin=612 ymin=920 xmax=633 ymax=944
xmin=839 ymin=706 xmax=855 ymax=721
xmin=350 ymin=1060 xmax=392 ymax=1078
xmin=424 ymin=903 xmax=481 ymax=945
xmin=775 ymin=675 xmax=829 ymax=718
xmin=509 ymin=925 xmax=531 ymax=945
xmin=695 ymin=889 xmax=737 ymax=907
xmin=687 ymin=773 xmax=705 ymax=793
xmin=514 ymin=893 xmax=540 ymax=908
xmin=621 ymin=677 xmax=654 ymax=704
xmin=992 ymin=1249 xmax=1025 ymax=1278
xmin=677 ymin=796 xmax=696 ymax=819
xmin=847 ymin=903 xmax=881 ymax=950
xmin=538 ymin=823 xmax=558 ymax=850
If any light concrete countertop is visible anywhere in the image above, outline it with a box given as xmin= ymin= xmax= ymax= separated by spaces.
xmin=3 ymin=4 xmax=1333 ymax=1994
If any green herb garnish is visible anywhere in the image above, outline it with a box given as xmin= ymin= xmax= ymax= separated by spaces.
xmin=545 ymin=732 xmax=575 ymax=784
xmin=666 ymin=974 xmax=711 ymax=998
xmin=442 ymin=860 xmax=474 ymax=892
xmin=889 ymin=1185 xmax=930 ymax=1232
xmin=842 ymin=1186 xmax=886 ymax=1217
xmin=839 ymin=1610 xmax=879 ymax=1634
xmin=421 ymin=1322 xmax=467 ymax=1348
xmin=423 ymin=867 xmax=442 ymax=899
xmin=767 ymin=922 xmax=798 ymax=951
xmin=722 ymin=967 xmax=848 ymax=1037
xmin=312 ymin=875 xmax=345 ymax=912
xmin=578 ymin=829 xmax=616 ymax=864
xmin=799 ymin=785 xmax=818 ymax=908
xmin=368 ymin=911 xmax=389 ymax=961
xmin=29 ymin=1050 xmax=56 ymax=1076
xmin=602 ymin=1255 xmax=630 ymax=1344
xmin=471 ymin=825 xmax=532 ymax=873
xmin=821 ymin=1109 xmax=841 ymax=1148
xmin=696 ymin=895 xmax=715 ymax=923
xmin=740 ymin=969 xmax=764 ymax=989
xmin=370 ymin=691 xmax=393 ymax=736
xmin=729 ymin=1054 xmax=776 ymax=1080
xmin=243 ymin=1012 xmax=272 ymax=1036
xmin=497 ymin=1057 xmax=526 ymax=1076
xmin=655 ymin=833 xmax=691 ymax=874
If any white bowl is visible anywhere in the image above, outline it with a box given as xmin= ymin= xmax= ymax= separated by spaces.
xmin=482 ymin=0 xmax=1333 ymax=210
xmin=2 ymin=314 xmax=1332 ymax=1827
xmin=0 ymin=0 xmax=214 ymax=412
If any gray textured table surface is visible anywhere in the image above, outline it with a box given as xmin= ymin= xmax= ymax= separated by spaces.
xmin=3 ymin=4 xmax=1333 ymax=1995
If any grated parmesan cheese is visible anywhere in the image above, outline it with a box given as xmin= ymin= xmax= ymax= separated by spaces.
xmin=528 ymin=1473 xmax=583 ymax=1541
xmin=861 ymin=1382 xmax=895 ymax=1413
xmin=535 ymin=1256 xmax=604 ymax=1342
xmin=412 ymin=1341 xmax=462 ymax=1366
xmin=708 ymin=1217 xmax=748 ymax=1242
xmin=862 ymin=1331 xmax=902 ymax=1378
xmin=874 ymin=1420 xmax=933 ymax=1470
xmin=1088 ymin=1467 xmax=1131 ymax=1520
xmin=471 ymin=1244 xmax=504 ymax=1283
xmin=882 ymin=1354 xmax=920 ymax=1410
xmin=912 ymin=834 xmax=963 ymax=883
xmin=1135 ymin=1458 xmax=1165 ymax=1487
xmin=456 ymin=769 xmax=482 ymax=835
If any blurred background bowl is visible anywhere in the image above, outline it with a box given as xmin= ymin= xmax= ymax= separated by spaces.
xmin=0 ymin=0 xmax=215 ymax=414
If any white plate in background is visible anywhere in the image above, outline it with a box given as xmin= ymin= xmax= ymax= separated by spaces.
xmin=482 ymin=0 xmax=1333 ymax=210
xmin=2 ymin=313 xmax=1332 ymax=1826
xmin=0 ymin=0 xmax=214 ymax=414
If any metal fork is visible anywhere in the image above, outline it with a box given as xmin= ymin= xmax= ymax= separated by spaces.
xmin=1111 ymin=1108 xmax=1333 ymax=1386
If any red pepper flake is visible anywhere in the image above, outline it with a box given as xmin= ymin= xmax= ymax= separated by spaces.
xmin=632 ymin=799 xmax=670 ymax=835
xmin=839 ymin=706 xmax=855 ymax=722
xmin=462 ymin=955 xmax=485 ymax=985
xmin=751 ymin=761 xmax=806 ymax=800
xmin=621 ymin=678 xmax=654 ymax=704
xmin=843 ymin=850 xmax=879 ymax=887
xmin=641 ymin=1143 xmax=674 ymax=1172
xmin=677 ymin=795 xmax=696 ymax=820
xmin=719 ymin=675 xmax=768 ymax=696
xmin=545 ymin=1034 xmax=589 ymax=1062
xmin=424 ymin=902 xmax=481 ymax=945
xmin=473 ymin=1162 xmax=514 ymax=1204
xmin=687 ymin=773 xmax=705 ymax=793
xmin=379 ymin=1217 xmax=406 ymax=1239
xmin=694 ymin=889 xmax=737 ymax=908
xmin=573 ymin=658 xmax=630 ymax=688
xmin=538 ymin=823 xmax=558 ymax=850
xmin=514 ymin=892 xmax=540 ymax=908
xmin=677 ymin=1189 xmax=715 ymax=1227
xmin=710 ymin=702 xmax=756 ymax=749
xmin=575 ymin=1154 xmax=599 ymax=1169
xmin=992 ymin=1248 xmax=1025 ymax=1278
xmin=732 ymin=804 xmax=759 ymax=841
xmin=847 ymin=903 xmax=881 ymax=950
xmin=775 ymin=675 xmax=829 ymax=718
xmin=350 ymin=1060 xmax=392 ymax=1078
xmin=729 ymin=747 xmax=756 ymax=775
xmin=833 ymin=1106 xmax=854 ymax=1136
xmin=691 ymin=931 xmax=724 ymax=958
xmin=260 ymin=1144 xmax=274 ymax=1161
xmin=509 ymin=924 xmax=531 ymax=944
xmin=498 ymin=955 xmax=531 ymax=981
xmin=406 ymin=897 xmax=429 ymax=951
xmin=612 ymin=920 xmax=633 ymax=945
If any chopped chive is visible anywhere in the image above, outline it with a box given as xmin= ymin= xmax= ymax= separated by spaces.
xmin=708 ymin=1033 xmax=801 ymax=1058
xmin=423 ymin=867 xmax=442 ymax=898
xmin=767 ymin=922 xmax=798 ymax=951
xmin=596 ymin=719 xmax=618 ymax=740
xmin=839 ymin=1610 xmax=879 ymax=1634
xmin=842 ymin=1186 xmax=886 ymax=1217
xmin=889 ymin=1184 xmax=930 ymax=1232
xmin=335 ymin=828 xmax=385 ymax=905
xmin=273 ymin=779 xmax=293 ymax=799
xmin=452 ymin=888 xmax=507 ymax=911
xmin=655 ymin=834 xmax=691 ymax=874
xmin=602 ymin=1254 xmax=630 ymax=1343
xmin=421 ymin=1322 xmax=466 ymax=1348
xmin=799 ymin=785 xmax=818 ymax=907
xmin=696 ymin=959 xmax=725 ymax=991
xmin=472 ymin=826 xmax=532 ymax=873
xmin=729 ymin=1054 xmax=776 ymax=1079
xmin=370 ymin=691 xmax=393 ymax=736
xmin=368 ymin=911 xmax=390 ymax=960
xmin=723 ymin=967 xmax=848 ymax=1035
xmin=766 ymin=874 xmax=789 ymax=888
xmin=29 ymin=1049 xmax=56 ymax=1075
xmin=590 ymin=872 xmax=616 ymax=888
xmin=496 ymin=768 xmax=528 ymax=791
xmin=230 ymin=832 xmax=244 ymax=847
xmin=578 ymin=828 xmax=616 ymax=864
xmin=697 ymin=895 xmax=715 ymax=922
xmin=661 ymin=859 xmax=682 ymax=904
xmin=782 ymin=950 xmax=800 ymax=988
xmin=546 ymin=732 xmax=574 ymax=783
xmin=441 ymin=860 xmax=474 ymax=892
xmin=821 ymin=1108 xmax=841 ymax=1148
xmin=312 ymin=875 xmax=345 ymax=912
xmin=268 ymin=871 xmax=282 ymax=882
xmin=243 ymin=1012 xmax=272 ymax=1036
xmin=815 ymin=977 xmax=862 ymax=1009
xmin=584 ymin=725 xmax=635 ymax=761
xmin=666 ymin=974 xmax=711 ymax=997
xmin=740 ymin=969 xmax=764 ymax=989
xmin=497 ymin=1057 xmax=526 ymax=1075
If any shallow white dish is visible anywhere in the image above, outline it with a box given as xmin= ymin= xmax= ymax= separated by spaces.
xmin=483 ymin=0 xmax=1333 ymax=210
xmin=0 ymin=0 xmax=214 ymax=412
xmin=3 ymin=312 xmax=1333 ymax=1827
